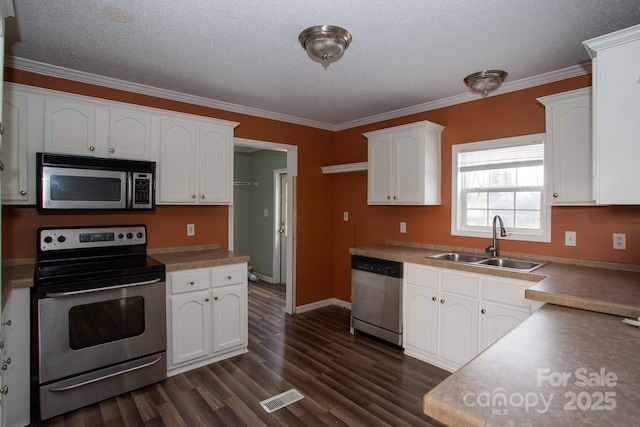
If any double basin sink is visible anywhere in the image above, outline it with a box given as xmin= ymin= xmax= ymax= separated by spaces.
xmin=429 ymin=252 xmax=545 ymax=272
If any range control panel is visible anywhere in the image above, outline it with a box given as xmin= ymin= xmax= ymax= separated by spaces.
xmin=39 ymin=225 xmax=147 ymax=251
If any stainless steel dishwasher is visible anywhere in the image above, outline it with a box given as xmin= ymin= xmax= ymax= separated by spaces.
xmin=350 ymin=255 xmax=403 ymax=346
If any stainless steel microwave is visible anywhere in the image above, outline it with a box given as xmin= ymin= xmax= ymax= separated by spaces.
xmin=36 ymin=153 xmax=156 ymax=210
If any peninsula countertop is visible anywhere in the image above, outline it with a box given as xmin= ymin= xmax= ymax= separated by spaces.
xmin=422 ymin=304 xmax=640 ymax=426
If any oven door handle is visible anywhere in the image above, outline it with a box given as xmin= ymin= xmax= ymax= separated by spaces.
xmin=47 ymin=355 xmax=163 ymax=392
xmin=45 ymin=278 xmax=162 ymax=297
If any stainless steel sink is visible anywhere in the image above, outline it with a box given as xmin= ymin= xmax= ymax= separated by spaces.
xmin=476 ymin=257 xmax=544 ymax=272
xmin=428 ymin=252 xmax=488 ymax=263
xmin=428 ymin=252 xmax=545 ymax=272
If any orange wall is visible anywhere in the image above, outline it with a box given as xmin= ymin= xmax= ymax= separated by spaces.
xmin=330 ymin=75 xmax=640 ymax=302
xmin=2 ymin=68 xmax=336 ymax=306
xmin=6 ymin=70 xmax=640 ymax=307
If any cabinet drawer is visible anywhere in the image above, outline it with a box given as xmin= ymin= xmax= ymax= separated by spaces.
xmin=482 ymin=278 xmax=531 ymax=309
xmin=211 ymin=264 xmax=245 ymax=287
xmin=170 ymin=269 xmax=211 ymax=294
xmin=441 ymin=271 xmax=480 ymax=298
xmin=405 ymin=263 xmax=439 ymax=290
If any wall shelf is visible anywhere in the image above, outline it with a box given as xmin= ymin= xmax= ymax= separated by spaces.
xmin=321 ymin=162 xmax=368 ymax=174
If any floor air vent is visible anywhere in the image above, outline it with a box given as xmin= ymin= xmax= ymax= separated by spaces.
xmin=259 ymin=389 xmax=304 ymax=413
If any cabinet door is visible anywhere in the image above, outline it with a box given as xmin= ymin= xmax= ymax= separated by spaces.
xmin=367 ymin=133 xmax=394 ymax=204
xmin=404 ymin=283 xmax=439 ymax=356
xmin=480 ymin=303 xmax=530 ymax=351
xmin=170 ymin=291 xmax=212 ymax=365
xmin=108 ymin=107 xmax=152 ymax=160
xmin=439 ymin=294 xmax=479 ymax=367
xmin=2 ymin=288 xmax=31 ymax=427
xmin=212 ymin=284 xmax=247 ymax=353
xmin=543 ymin=90 xmax=594 ymax=205
xmin=158 ymin=118 xmax=197 ymax=203
xmin=44 ymin=98 xmax=97 ymax=155
xmin=1 ymin=93 xmax=30 ymax=203
xmin=393 ymin=127 xmax=423 ymax=204
xmin=592 ymin=35 xmax=640 ymax=204
xmin=199 ymin=123 xmax=232 ymax=203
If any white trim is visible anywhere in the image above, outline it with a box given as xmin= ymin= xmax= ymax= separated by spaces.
xmin=6 ymin=56 xmax=589 ymax=132
xmin=296 ymin=298 xmax=351 ymax=314
xmin=451 ymin=133 xmax=551 ymax=243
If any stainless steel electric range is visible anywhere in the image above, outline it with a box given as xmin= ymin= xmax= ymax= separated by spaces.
xmin=33 ymin=225 xmax=166 ymax=420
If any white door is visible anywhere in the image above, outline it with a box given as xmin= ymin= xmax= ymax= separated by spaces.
xmin=277 ymin=171 xmax=288 ymax=284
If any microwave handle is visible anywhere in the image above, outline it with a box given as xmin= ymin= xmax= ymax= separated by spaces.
xmin=126 ymin=171 xmax=133 ymax=209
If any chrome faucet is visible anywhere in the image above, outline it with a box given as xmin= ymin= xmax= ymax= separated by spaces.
xmin=485 ymin=215 xmax=507 ymax=258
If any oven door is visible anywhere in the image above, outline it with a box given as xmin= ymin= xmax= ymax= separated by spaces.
xmin=37 ymin=279 xmax=166 ymax=384
xmin=41 ymin=166 xmax=128 ymax=210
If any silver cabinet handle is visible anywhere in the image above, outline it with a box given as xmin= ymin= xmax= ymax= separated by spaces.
xmin=481 ymin=309 xmax=487 ymax=314
xmin=553 ymin=193 xmax=559 ymax=198
xmin=1 ymin=364 xmax=7 ymax=371
xmin=214 ymin=296 xmax=218 ymax=301
xmin=191 ymin=194 xmax=196 ymax=199
xmin=110 ymin=148 xmax=115 ymax=153
xmin=205 ymin=297 xmax=210 ymax=302
xmin=20 ymin=190 xmax=26 ymax=196
xmin=0 ymin=122 xmax=4 ymax=135
xmin=2 ymin=358 xmax=10 ymax=365
xmin=89 ymin=146 xmax=95 ymax=151
xmin=0 ymin=385 xmax=7 ymax=395
xmin=189 ymin=280 xmax=195 ymax=285
xmin=431 ymin=296 xmax=437 ymax=301
xmin=440 ymin=299 xmax=445 ymax=304
xmin=0 ymin=159 xmax=4 ymax=172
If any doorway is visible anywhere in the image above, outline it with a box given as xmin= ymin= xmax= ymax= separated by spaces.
xmin=229 ymin=138 xmax=298 ymax=315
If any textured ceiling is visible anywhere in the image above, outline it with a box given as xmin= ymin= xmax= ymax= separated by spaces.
xmin=4 ymin=1 xmax=640 ymax=129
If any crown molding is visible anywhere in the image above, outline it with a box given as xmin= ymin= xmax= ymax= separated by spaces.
xmin=5 ymin=56 xmax=336 ymax=131
xmin=6 ymin=56 xmax=590 ymax=132
xmin=334 ymin=64 xmax=591 ymax=131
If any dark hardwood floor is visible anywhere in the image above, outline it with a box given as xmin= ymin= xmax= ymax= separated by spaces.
xmin=30 ymin=281 xmax=449 ymax=426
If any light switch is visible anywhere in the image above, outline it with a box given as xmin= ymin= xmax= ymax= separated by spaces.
xmin=565 ymin=231 xmax=576 ymax=246
xmin=264 ymin=209 xmax=269 ymax=217
xmin=400 ymin=222 xmax=406 ymax=233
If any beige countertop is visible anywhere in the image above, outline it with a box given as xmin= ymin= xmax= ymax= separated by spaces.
xmin=350 ymin=244 xmax=640 ymax=318
xmin=423 ymin=304 xmax=640 ymax=426
xmin=149 ymin=248 xmax=250 ymax=272
xmin=2 ymin=262 xmax=35 ymax=310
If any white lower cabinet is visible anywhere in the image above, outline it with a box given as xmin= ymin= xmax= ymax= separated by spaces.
xmin=1 ymin=287 xmax=30 ymax=427
xmin=167 ymin=263 xmax=248 ymax=376
xmin=404 ymin=263 xmax=538 ymax=372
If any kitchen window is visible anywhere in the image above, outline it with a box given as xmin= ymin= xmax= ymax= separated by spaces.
xmin=451 ymin=134 xmax=550 ymax=242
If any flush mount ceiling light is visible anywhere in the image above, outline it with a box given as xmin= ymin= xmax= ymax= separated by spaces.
xmin=464 ymin=70 xmax=508 ymax=98
xmin=299 ymin=25 xmax=352 ymax=68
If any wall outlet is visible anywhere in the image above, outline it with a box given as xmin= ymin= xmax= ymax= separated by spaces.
xmin=565 ymin=231 xmax=576 ymax=247
xmin=263 ymin=209 xmax=269 ymax=217
xmin=343 ymin=211 xmax=349 ymax=221
xmin=400 ymin=222 xmax=407 ymax=233
xmin=187 ymin=223 xmax=195 ymax=236
xmin=613 ymin=233 xmax=626 ymax=250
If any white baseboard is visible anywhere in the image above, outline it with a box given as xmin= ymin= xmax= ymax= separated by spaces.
xmin=296 ymin=298 xmax=351 ymax=314
xmin=254 ymin=272 xmax=274 ymax=283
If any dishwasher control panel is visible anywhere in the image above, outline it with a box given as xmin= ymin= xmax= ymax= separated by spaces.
xmin=351 ymin=255 xmax=403 ymax=278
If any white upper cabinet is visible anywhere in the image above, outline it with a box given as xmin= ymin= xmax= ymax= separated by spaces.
xmin=157 ymin=117 xmax=237 ymax=205
xmin=108 ymin=107 xmax=152 ymax=160
xmin=538 ymin=88 xmax=594 ymax=205
xmin=365 ymin=120 xmax=444 ymax=205
xmin=584 ymin=24 xmax=640 ymax=204
xmin=2 ymin=91 xmax=34 ymax=204
xmin=43 ymin=95 xmax=153 ymax=160
xmin=44 ymin=97 xmax=98 ymax=156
